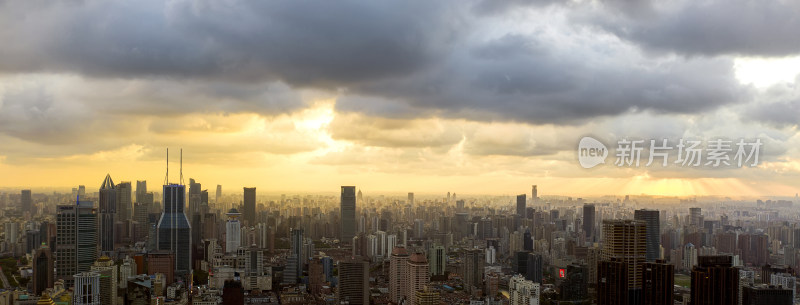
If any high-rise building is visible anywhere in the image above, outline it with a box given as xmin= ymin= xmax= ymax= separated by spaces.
xmin=135 ymin=180 xmax=147 ymax=203
xmin=526 ymin=252 xmax=543 ymax=283
xmin=634 ymin=209 xmax=660 ymax=262
xmin=742 ymin=285 xmax=793 ymax=305
xmin=98 ymin=174 xmax=117 ymax=253
xmin=215 ymin=185 xmax=222 ymax=206
xmin=641 ymin=260 xmax=674 ymax=305
xmin=691 ymin=255 xmax=739 ymax=305
xmin=338 ymin=256 xmax=369 ymax=305
xmin=32 ymin=244 xmax=54 ymax=295
xmin=390 ymin=246 xmax=410 ymax=303
xmin=601 ymin=220 xmax=646 ymax=291
xmin=597 ymin=259 xmax=629 ymax=305
xmin=532 ymin=185 xmax=538 ymax=202
xmin=463 ymin=249 xmax=485 ymax=293
xmin=405 ymin=253 xmax=430 ymax=305
xmin=583 ymin=204 xmax=596 ymax=243
xmin=341 ymin=186 xmax=356 ymax=243
xmin=156 ymin=184 xmax=192 ymax=278
xmin=690 ymin=207 xmax=702 ymax=227
xmin=560 ymin=264 xmax=588 ymax=301
xmin=55 ymin=200 xmax=97 ymax=286
xmin=90 ymin=256 xmax=118 ymax=305
xmin=73 ymin=272 xmax=100 ymax=305
xmin=188 ymin=179 xmax=201 ymax=221
xmin=116 ymin=181 xmax=132 ymax=222
xmin=21 ymin=189 xmax=32 ymax=214
xmin=516 ymin=194 xmax=526 ymax=219
xmin=509 ymin=274 xmax=540 ymax=305
xmin=225 ymin=208 xmax=241 ymax=253
xmin=243 ymin=187 xmax=256 ymax=226
xmin=429 ymin=245 xmax=446 ymax=276
xmin=283 ymin=228 xmax=304 ymax=285
xmin=408 ymin=192 xmax=414 ymax=206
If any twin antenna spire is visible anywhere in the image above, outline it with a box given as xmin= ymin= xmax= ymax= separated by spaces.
xmin=164 ymin=148 xmax=185 ymax=186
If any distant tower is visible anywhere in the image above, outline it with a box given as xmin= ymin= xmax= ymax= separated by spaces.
xmin=408 ymin=192 xmax=415 ymax=207
xmin=215 ymin=185 xmax=222 ymax=206
xmin=98 ymin=174 xmax=117 ymax=253
xmin=72 ymin=272 xmax=100 ymax=305
xmin=634 ymin=209 xmax=660 ymax=262
xmin=116 ymin=181 xmax=132 ymax=222
xmin=55 ymin=200 xmax=97 ymax=286
xmin=243 ymin=187 xmax=256 ymax=226
xmin=21 ymin=189 xmax=32 ymax=214
xmin=583 ymin=204 xmax=596 ymax=243
xmin=225 ymin=209 xmax=242 ymax=253
xmin=341 ymin=186 xmax=357 ymax=242
xmin=532 ymin=185 xmax=538 ymax=202
xmin=188 ymin=179 xmax=201 ymax=221
xmin=516 ymin=194 xmax=526 ymax=218
xmin=156 ymin=149 xmax=192 ymax=278
xmin=135 ymin=180 xmax=147 ymax=203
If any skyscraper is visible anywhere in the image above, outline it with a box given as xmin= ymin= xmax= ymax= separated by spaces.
xmin=73 ymin=272 xmax=100 ymax=305
xmin=742 ymin=285 xmax=793 ymax=305
xmin=429 ymin=245 xmax=446 ymax=276
xmin=405 ymin=253 xmax=430 ymax=305
xmin=641 ymin=260 xmax=674 ymax=305
xmin=341 ymin=186 xmax=356 ymax=242
xmin=215 ymin=185 xmax=222 ymax=206
xmin=408 ymin=192 xmax=414 ymax=206
xmin=188 ymin=178 xmax=201 ymax=220
xmin=597 ymin=259 xmax=629 ymax=305
xmin=98 ymin=174 xmax=117 ymax=253
xmin=21 ymin=189 xmax=32 ymax=214
xmin=516 ymin=194 xmax=526 ymax=218
xmin=156 ymin=184 xmax=192 ymax=278
xmin=283 ymin=228 xmax=304 ymax=285
xmin=243 ymin=187 xmax=256 ymax=226
xmin=90 ymin=256 xmax=118 ymax=305
xmin=338 ymin=256 xmax=369 ymax=305
xmin=390 ymin=246 xmax=410 ymax=303
xmin=634 ymin=209 xmax=660 ymax=261
xmin=532 ymin=185 xmax=538 ymax=202
xmin=583 ymin=204 xmax=596 ymax=243
xmin=116 ymin=181 xmax=132 ymax=222
xmin=225 ymin=208 xmax=241 ymax=253
xmin=135 ymin=180 xmax=147 ymax=203
xmin=691 ymin=255 xmax=739 ymax=305
xmin=601 ymin=220 xmax=646 ymax=292
xmin=55 ymin=200 xmax=97 ymax=286
xmin=690 ymin=207 xmax=702 ymax=227
xmin=33 ymin=244 xmax=54 ymax=295
xmin=463 ymin=249 xmax=485 ymax=293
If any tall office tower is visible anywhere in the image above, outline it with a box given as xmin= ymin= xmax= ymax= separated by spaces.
xmin=408 ymin=192 xmax=414 ymax=206
xmin=341 ymin=186 xmax=357 ymax=243
xmin=242 ymin=187 xmax=256 ymax=226
xmin=135 ymin=180 xmax=147 ymax=203
xmin=516 ymin=194 xmax=526 ymax=218
xmin=338 ymin=256 xmax=370 ymax=305
xmin=156 ymin=184 xmax=192 ymax=278
xmin=691 ymin=256 xmax=739 ymax=305
xmin=515 ymin=251 xmax=529 ymax=277
xmin=90 ymin=256 xmax=118 ymax=305
xmin=26 ymin=230 xmax=41 ymax=253
xmin=509 ymin=274 xmax=541 ymax=305
xmin=689 ymin=207 xmax=702 ymax=226
xmin=309 ymin=255 xmax=325 ymax=295
xmin=601 ymin=220 xmax=646 ymax=292
xmin=225 ymin=209 xmax=242 ymax=253
xmin=390 ymin=246 xmax=410 ymax=303
xmin=634 ymin=209 xmax=660 ymax=261
xmin=641 ymin=260 xmax=674 ymax=305
xmin=33 ymin=244 xmax=54 ymax=295
xmin=526 ymin=253 xmax=543 ymax=283
xmin=583 ymin=204 xmax=596 ymax=243
xmin=78 ymin=185 xmax=86 ymax=200
xmin=405 ymin=253 xmax=430 ymax=305
xmin=98 ymin=174 xmax=117 ymax=253
xmin=429 ymin=245 xmax=446 ymax=276
xmin=532 ymin=185 xmax=538 ymax=202
xmin=55 ymin=200 xmax=97 ymax=286
xmin=188 ymin=178 xmax=201 ymax=220
xmin=283 ymin=228 xmax=304 ymax=285
xmin=743 ymin=285 xmax=793 ymax=305
xmin=560 ymin=264 xmax=588 ymax=301
xmin=73 ymin=272 xmax=100 ymax=305
xmin=215 ymin=185 xmax=222 ymax=206
xmin=770 ymin=273 xmax=796 ymax=300
xmin=133 ymin=202 xmax=150 ymax=242
xmin=463 ymin=249 xmax=485 ymax=293
xmin=21 ymin=189 xmax=32 ymax=214
xmin=116 ymin=181 xmax=132 ymax=222
xmin=683 ymin=243 xmax=698 ymax=270
xmin=597 ymin=259 xmax=629 ymax=305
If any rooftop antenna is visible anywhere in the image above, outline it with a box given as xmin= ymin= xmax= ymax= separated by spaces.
xmin=164 ymin=148 xmax=169 ymax=185
xmin=180 ymin=148 xmax=184 ymax=185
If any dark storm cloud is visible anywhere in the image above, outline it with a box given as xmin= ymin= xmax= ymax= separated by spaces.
xmin=338 ymin=34 xmax=749 ymax=124
xmin=0 ymin=0 xmax=461 ymax=85
xmin=587 ymin=0 xmax=800 ymax=57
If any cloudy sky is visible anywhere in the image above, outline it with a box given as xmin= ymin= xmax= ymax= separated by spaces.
xmin=1 ymin=0 xmax=799 ymax=197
